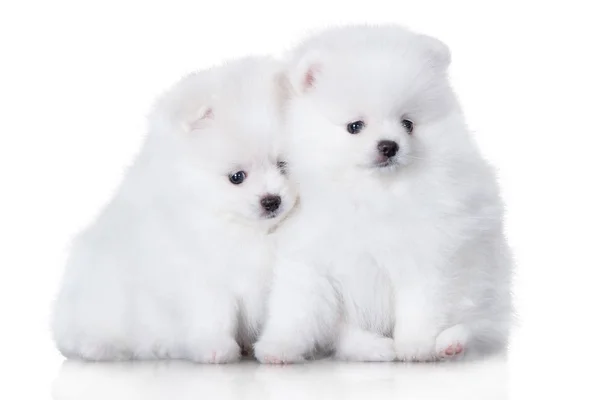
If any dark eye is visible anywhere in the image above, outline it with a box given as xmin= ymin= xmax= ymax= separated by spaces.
xmin=401 ymin=119 xmax=414 ymax=134
xmin=347 ymin=120 xmax=365 ymax=134
xmin=229 ymin=171 xmax=246 ymax=185
xmin=277 ymin=160 xmax=287 ymax=175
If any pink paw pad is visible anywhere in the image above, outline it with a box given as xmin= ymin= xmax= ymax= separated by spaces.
xmin=441 ymin=343 xmax=463 ymax=358
xmin=263 ymin=355 xmax=285 ymax=364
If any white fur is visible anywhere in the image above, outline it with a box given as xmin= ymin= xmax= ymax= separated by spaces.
xmin=51 ymin=56 xmax=297 ymax=363
xmin=255 ymin=25 xmax=513 ymax=363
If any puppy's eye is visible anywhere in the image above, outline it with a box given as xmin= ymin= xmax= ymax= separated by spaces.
xmin=229 ymin=171 xmax=246 ymax=185
xmin=347 ymin=120 xmax=365 ymax=134
xmin=277 ymin=160 xmax=287 ymax=175
xmin=401 ymin=119 xmax=414 ymax=134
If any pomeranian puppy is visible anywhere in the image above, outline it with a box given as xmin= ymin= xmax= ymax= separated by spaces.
xmin=255 ymin=26 xmax=513 ymax=363
xmin=52 ymin=56 xmax=297 ymax=363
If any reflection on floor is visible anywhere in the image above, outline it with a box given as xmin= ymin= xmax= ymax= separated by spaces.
xmin=53 ymin=355 xmax=508 ymax=400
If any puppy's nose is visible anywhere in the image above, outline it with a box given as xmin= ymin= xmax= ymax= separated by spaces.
xmin=377 ymin=140 xmax=399 ymax=158
xmin=260 ymin=195 xmax=281 ymax=212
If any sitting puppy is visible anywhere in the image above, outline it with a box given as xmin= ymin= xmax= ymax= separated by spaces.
xmin=255 ymin=25 xmax=513 ymax=363
xmin=52 ymin=57 xmax=297 ymax=363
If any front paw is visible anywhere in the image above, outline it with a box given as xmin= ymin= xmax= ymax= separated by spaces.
xmin=335 ymin=336 xmax=396 ymax=362
xmin=253 ymin=340 xmax=306 ymax=364
xmin=394 ymin=333 xmax=437 ymax=362
xmin=188 ymin=338 xmax=241 ymax=364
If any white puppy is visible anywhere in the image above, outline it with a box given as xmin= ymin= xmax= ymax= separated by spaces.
xmin=52 ymin=56 xmax=297 ymax=363
xmin=255 ymin=26 xmax=513 ymax=363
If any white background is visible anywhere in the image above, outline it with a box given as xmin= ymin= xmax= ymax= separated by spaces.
xmin=1 ymin=1 xmax=599 ymax=399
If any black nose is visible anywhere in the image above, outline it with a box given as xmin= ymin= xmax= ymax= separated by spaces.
xmin=260 ymin=195 xmax=281 ymax=212
xmin=377 ymin=140 xmax=399 ymax=158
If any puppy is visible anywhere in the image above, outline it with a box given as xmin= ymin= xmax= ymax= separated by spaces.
xmin=51 ymin=56 xmax=297 ymax=363
xmin=255 ymin=26 xmax=513 ymax=363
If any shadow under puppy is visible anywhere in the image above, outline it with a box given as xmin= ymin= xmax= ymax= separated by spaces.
xmin=255 ymin=25 xmax=513 ymax=363
xmin=52 ymin=56 xmax=297 ymax=363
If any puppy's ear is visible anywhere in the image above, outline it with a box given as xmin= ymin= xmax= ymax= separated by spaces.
xmin=150 ymin=71 xmax=216 ymax=135
xmin=185 ymin=106 xmax=213 ymax=132
xmin=287 ymin=51 xmax=322 ymax=94
xmin=416 ymin=34 xmax=451 ymax=71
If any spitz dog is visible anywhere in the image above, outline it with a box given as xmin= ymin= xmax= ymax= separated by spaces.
xmin=52 ymin=57 xmax=297 ymax=363
xmin=255 ymin=26 xmax=513 ymax=363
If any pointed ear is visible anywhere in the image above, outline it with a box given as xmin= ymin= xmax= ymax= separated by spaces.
xmin=185 ymin=106 xmax=213 ymax=132
xmin=416 ymin=34 xmax=451 ymax=71
xmin=287 ymin=51 xmax=322 ymax=94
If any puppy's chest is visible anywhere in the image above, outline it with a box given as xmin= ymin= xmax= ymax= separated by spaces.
xmin=222 ymin=243 xmax=271 ymax=276
xmin=323 ymin=196 xmax=449 ymax=264
xmin=194 ymin=231 xmax=272 ymax=277
xmin=341 ymin=193 xmax=433 ymax=232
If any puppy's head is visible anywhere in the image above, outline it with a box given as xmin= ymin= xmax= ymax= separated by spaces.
xmin=151 ymin=57 xmax=297 ymax=229
xmin=284 ymin=25 xmax=463 ymax=179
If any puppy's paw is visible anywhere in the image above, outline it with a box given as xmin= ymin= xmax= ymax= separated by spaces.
xmin=189 ymin=338 xmax=241 ymax=364
xmin=435 ymin=324 xmax=470 ymax=361
xmin=254 ymin=340 xmax=306 ymax=364
xmin=336 ymin=336 xmax=396 ymax=362
xmin=335 ymin=326 xmax=396 ymax=362
xmin=394 ymin=333 xmax=437 ymax=362
xmin=58 ymin=339 xmax=133 ymax=361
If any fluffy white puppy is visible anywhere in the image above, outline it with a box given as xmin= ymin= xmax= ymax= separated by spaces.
xmin=52 ymin=56 xmax=297 ymax=363
xmin=255 ymin=26 xmax=513 ymax=363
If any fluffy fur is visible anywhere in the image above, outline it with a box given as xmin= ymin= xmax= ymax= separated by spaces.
xmin=51 ymin=56 xmax=297 ymax=363
xmin=255 ymin=25 xmax=513 ymax=363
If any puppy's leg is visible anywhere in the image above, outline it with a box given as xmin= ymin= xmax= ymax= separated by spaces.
xmin=393 ymin=280 xmax=445 ymax=362
xmin=254 ymin=259 xmax=338 ymax=364
xmin=182 ymin=292 xmax=241 ymax=364
xmin=52 ymin=288 xmax=134 ymax=361
xmin=433 ymin=235 xmax=512 ymax=361
xmin=332 ymin=256 xmax=396 ymax=362
xmin=334 ymin=324 xmax=396 ymax=362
